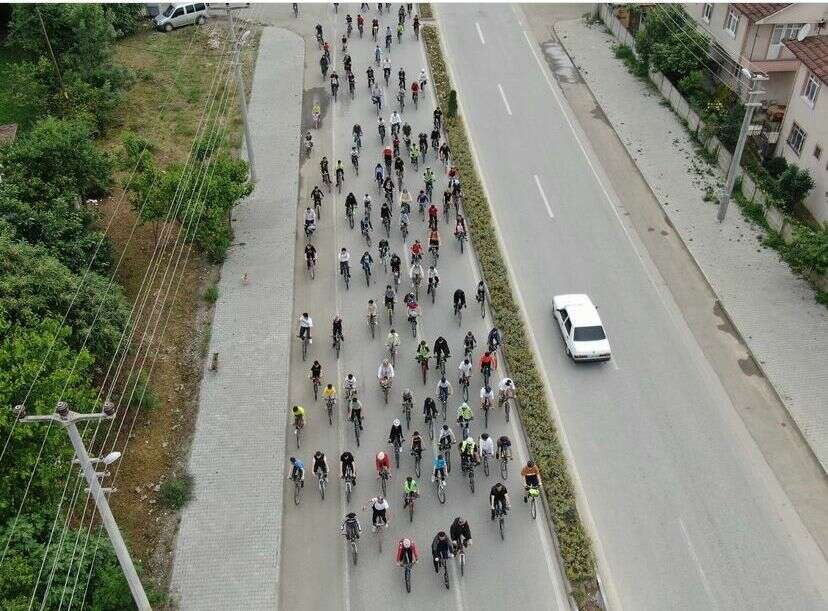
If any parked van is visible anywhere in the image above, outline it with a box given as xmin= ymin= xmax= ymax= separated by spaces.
xmin=153 ymin=2 xmax=208 ymax=31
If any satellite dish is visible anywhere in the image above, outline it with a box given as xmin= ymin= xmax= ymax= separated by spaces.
xmin=796 ymin=23 xmax=811 ymax=42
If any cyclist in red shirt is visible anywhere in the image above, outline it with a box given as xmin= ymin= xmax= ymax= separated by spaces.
xmin=428 ymin=203 xmax=439 ymax=230
xmin=396 ymin=537 xmax=419 ymax=565
xmin=411 ymin=80 xmax=420 ymax=101
xmin=479 ymin=351 xmax=497 ymax=375
xmin=375 ymin=450 xmax=391 ymax=475
xmin=410 ymin=239 xmax=424 ymax=262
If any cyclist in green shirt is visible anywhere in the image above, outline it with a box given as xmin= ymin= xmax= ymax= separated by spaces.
xmin=403 ymin=476 xmax=419 ymax=507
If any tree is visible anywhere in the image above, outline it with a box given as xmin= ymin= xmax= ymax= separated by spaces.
xmin=0 ymin=117 xmax=113 ymax=200
xmin=777 ymin=165 xmax=815 ymax=213
xmin=102 ymin=4 xmax=144 ymax=39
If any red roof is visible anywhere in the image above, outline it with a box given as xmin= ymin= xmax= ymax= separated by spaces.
xmin=733 ymin=3 xmax=791 ymax=22
xmin=785 ymin=36 xmax=828 ymax=84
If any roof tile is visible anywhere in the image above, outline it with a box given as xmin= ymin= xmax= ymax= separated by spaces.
xmin=733 ymin=3 xmax=791 ymax=22
xmin=785 ymin=36 xmax=828 ymax=84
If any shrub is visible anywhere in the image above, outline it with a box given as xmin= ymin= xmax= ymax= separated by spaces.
xmin=447 ymin=90 xmax=458 ymax=118
xmin=776 ymin=165 xmax=815 ymax=213
xmin=160 ymin=473 xmax=194 ymax=510
xmin=764 ymin=155 xmax=788 ymax=179
xmin=0 ymin=117 xmax=113 ymax=199
xmin=779 ymin=226 xmax=828 ymax=276
xmin=677 ymin=69 xmax=704 ymax=97
xmin=204 ymin=284 xmax=219 ymax=304
xmin=103 ymin=3 xmax=144 ymax=38
xmin=613 ymin=43 xmax=648 ymax=79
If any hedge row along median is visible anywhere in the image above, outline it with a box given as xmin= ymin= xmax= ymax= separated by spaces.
xmin=423 ymin=25 xmax=598 ymax=605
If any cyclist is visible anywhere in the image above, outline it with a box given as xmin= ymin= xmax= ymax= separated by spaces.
xmin=424 ymin=165 xmax=435 ymax=190
xmin=410 ymin=429 xmax=424 ymax=460
xmin=396 ymin=537 xmax=419 ymax=566
xmin=341 ymin=511 xmax=362 ymax=540
xmin=350 ymin=145 xmax=359 ymax=170
xmin=303 ymin=206 xmax=317 ymax=234
xmin=310 ymin=360 xmax=322 ymax=383
xmin=399 ymin=188 xmax=412 ymax=214
xmin=479 ymin=433 xmax=495 ymax=463
xmin=332 ymin=314 xmax=344 ymax=346
xmin=360 ymin=250 xmax=373 ymax=277
xmin=463 ymin=330 xmax=477 ymax=356
xmin=398 ymin=67 xmax=406 ymax=89
xmin=371 ymin=17 xmax=379 ymax=39
xmin=360 ymin=213 xmax=373 ymax=237
xmin=298 ymin=312 xmax=313 ymax=343
xmin=455 ymin=214 xmax=467 ymax=238
xmin=383 ymin=173 xmax=395 ymax=201
xmin=413 ymin=13 xmax=420 ymax=37
xmin=452 ymin=356 xmax=469 ymax=381
xmin=479 ymin=350 xmax=497 ymax=379
xmin=402 ymin=475 xmax=419 ymax=507
xmin=340 ymin=449 xmax=356 ymax=485
xmin=357 ymin=13 xmax=364 ymax=36
xmin=330 ymin=71 xmax=340 ymax=97
xmin=374 ymin=44 xmax=382 ymax=64
xmin=394 ymin=154 xmax=405 ymax=179
xmin=368 ymin=494 xmax=390 ymax=528
xmin=345 ymin=191 xmax=357 ymax=217
xmin=427 ymin=201 xmax=439 ymax=230
xmin=363 ymin=192 xmax=373 ymax=218
xmin=312 ymin=450 xmax=329 ymax=481
xmin=490 ymin=482 xmax=510 ymax=520
xmin=433 ymin=336 xmax=450 ymax=363
xmin=431 ymin=531 xmax=451 ymax=573
xmin=380 ymin=199 xmax=392 ymax=226
xmin=453 ymin=288 xmax=466 ymax=315
xmin=436 ymin=374 xmax=452 ymax=404
xmin=400 ymin=208 xmax=410 ymax=236
xmin=344 ymin=372 xmax=357 ymax=397
xmin=390 ymin=252 xmax=402 ymax=277
xmin=419 ymin=132 xmax=428 ymax=157
xmin=409 ymin=260 xmax=424 ymax=287
xmin=487 ymin=327 xmax=502 ymax=352
xmin=378 ymin=115 xmax=387 ymax=141
xmin=459 ymin=432 xmax=478 ymax=464
xmin=344 ymin=53 xmax=353 ymax=74
xmin=367 ymin=298 xmax=378 ymax=323
xmin=315 ymin=23 xmax=324 ymax=41
xmin=392 ymin=134 xmax=401 ymax=158
xmin=521 ymin=460 xmax=541 ymax=502
xmin=439 ymin=141 xmax=451 ymax=165
xmin=498 ymin=377 xmax=516 ymax=408
xmin=409 ymin=141 xmax=420 ymax=166
xmin=496 ymin=434 xmax=512 ymax=461
xmin=438 ymin=423 xmax=456 ymax=454
xmin=411 ymin=79 xmax=420 ymax=103
xmin=289 ymin=456 xmax=305 ymax=486
xmin=385 ymin=25 xmax=392 ymax=49
xmin=311 ymin=184 xmax=324 ymax=209
xmin=390 ymin=110 xmax=402 ymax=136
xmin=378 ymin=237 xmax=390 ymax=259
xmin=409 ymin=239 xmax=424 ymax=263
xmin=402 ymin=120 xmax=412 ymax=141
xmin=375 ymin=450 xmax=391 ymax=477
xmin=428 ymin=227 xmax=441 ymax=258
xmin=366 ymin=65 xmax=375 ymax=89
xmin=405 ymin=296 xmax=420 ymax=325
xmin=427 ymin=265 xmax=440 ymax=296
xmin=339 ymin=247 xmax=351 ymax=278
xmin=457 ymin=402 xmax=474 ymax=437
xmin=388 ymin=418 xmax=405 ymax=448
xmin=415 ymin=339 xmax=430 ymax=365
xmin=433 ymin=106 xmax=443 ymax=129
xmin=432 ymin=453 xmax=447 ymax=482
xmin=398 ymin=4 xmax=405 ymax=24
xmin=348 ymin=392 xmax=364 ymax=430
xmin=476 ymin=280 xmax=486 ymax=307
xmin=372 ymin=84 xmax=383 ymax=112
xmin=384 ymin=285 xmax=397 ymax=314
xmin=382 ymin=56 xmax=392 ymax=83
xmin=304 ymin=243 xmax=317 ymax=270
xmin=480 ymin=384 xmax=494 ymax=412
xmin=419 ymin=68 xmax=428 ymax=90
xmin=322 ymin=383 xmax=336 ymax=403
xmin=378 ymin=358 xmax=395 ymax=383
xmin=443 ymin=188 xmax=452 ymax=211
xmin=430 ymin=127 xmax=440 ymax=153
xmin=450 ymin=516 xmax=472 ymax=552
xmin=423 ymin=396 xmax=438 ymax=424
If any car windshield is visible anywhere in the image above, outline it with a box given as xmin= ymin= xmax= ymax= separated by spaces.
xmin=573 ymin=325 xmax=606 ymax=342
xmin=163 ymin=5 xmax=175 ymax=16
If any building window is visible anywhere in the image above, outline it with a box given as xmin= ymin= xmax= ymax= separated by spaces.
xmin=724 ymin=8 xmax=739 ymax=37
xmin=771 ymin=23 xmax=805 ymax=45
xmin=787 ymin=123 xmax=806 ymax=156
xmin=702 ymin=3 xmax=713 ymax=23
xmin=803 ymin=72 xmax=820 ymax=107
xmin=814 ymin=145 xmax=822 ymax=160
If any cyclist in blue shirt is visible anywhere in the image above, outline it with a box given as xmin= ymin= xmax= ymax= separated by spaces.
xmin=433 ymin=453 xmax=447 ymax=482
xmin=289 ymin=456 xmax=305 ymax=486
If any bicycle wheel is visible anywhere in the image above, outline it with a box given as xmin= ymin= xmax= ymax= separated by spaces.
xmin=383 ymin=384 xmax=389 ymax=404
xmin=313 ymin=380 xmax=319 ymax=401
xmin=408 ymin=498 xmax=414 ymax=523
xmin=443 ymin=560 xmax=449 ymax=589
xmin=500 ymin=458 xmax=508 ymax=480
xmin=302 ymin=338 xmax=308 ymax=361
xmin=394 ymin=446 xmax=400 ymax=468
xmin=459 ymin=551 xmax=465 ymax=577
xmin=499 ymin=515 xmax=505 ymax=540
xmin=354 ymin=420 xmax=361 ymax=447
xmin=294 ymin=480 xmax=301 ymax=505
xmin=351 ymin=541 xmax=358 ymax=565
xmin=505 ymin=401 xmax=510 ymax=422
xmin=405 ymin=564 xmax=411 ymax=593
xmin=405 ymin=406 xmax=411 ymax=430
xmin=319 ymin=476 xmax=326 ymax=500
xmin=345 ymin=273 xmax=350 ymax=290
xmin=483 ymin=406 xmax=488 ymax=428
xmin=346 ymin=480 xmax=352 ymax=504
xmin=468 ymin=470 xmax=475 ymax=494
xmin=437 ymin=480 xmax=446 ymax=504
xmin=414 ymin=454 xmax=421 ymax=477
xmin=295 ymin=426 xmax=301 ymax=449
xmin=376 ymin=525 xmax=383 ymax=553
xmin=421 ymin=362 xmax=426 ymax=384
xmin=335 ymin=339 xmax=341 ymax=359
xmin=483 ymin=456 xmax=489 ymax=477
xmin=411 ymin=318 xmax=417 ymax=338
xmin=444 ymin=450 xmax=451 ymax=473
xmin=327 ymin=402 xmax=333 ymax=425
xmin=531 ymin=497 xmax=537 ymax=520
xmin=381 ymin=474 xmax=387 ymax=496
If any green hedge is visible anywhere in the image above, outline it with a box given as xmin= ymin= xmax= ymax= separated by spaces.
xmin=423 ymin=25 xmax=597 ymax=603
xmin=418 ymin=3 xmax=433 ymax=19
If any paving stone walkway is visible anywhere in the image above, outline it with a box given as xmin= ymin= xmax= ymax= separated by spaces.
xmin=556 ymin=18 xmax=828 ymax=472
xmin=169 ymin=27 xmax=303 ymax=609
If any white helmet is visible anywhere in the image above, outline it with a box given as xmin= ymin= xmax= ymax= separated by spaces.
xmin=402 ymin=538 xmax=411 ymax=548
xmin=377 ymin=451 xmax=386 ymax=460
xmin=393 ymin=418 xmax=401 ymax=426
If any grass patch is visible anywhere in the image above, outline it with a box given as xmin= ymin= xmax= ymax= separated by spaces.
xmin=204 ymin=283 xmax=219 ymax=303
xmin=612 ymin=43 xmax=648 ymax=80
xmin=418 ymin=3 xmax=433 ymax=19
xmin=424 ymin=25 xmax=597 ymax=605
xmin=159 ymin=472 xmax=194 ymax=510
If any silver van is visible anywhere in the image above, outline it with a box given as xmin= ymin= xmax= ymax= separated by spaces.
xmin=153 ymin=2 xmax=208 ymax=31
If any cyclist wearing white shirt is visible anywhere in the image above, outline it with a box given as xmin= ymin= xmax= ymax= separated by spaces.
xmin=438 ymin=423 xmax=456 ymax=448
xmin=390 ymin=110 xmax=402 ymax=135
xmin=480 ymin=384 xmax=494 ymax=409
xmin=458 ymin=358 xmax=472 ymax=380
xmin=386 ymin=329 xmax=401 ymax=351
xmin=303 ymin=207 xmax=317 ymax=231
xmin=498 ymin=377 xmax=516 ymax=404
xmin=298 ymin=312 xmax=313 ymax=342
xmin=367 ymin=299 xmax=378 ymax=320
xmin=378 ymin=359 xmax=395 ymax=381
xmin=478 ymin=433 xmax=495 ymax=458
xmin=339 ymin=247 xmax=351 ymax=277
xmin=436 ymin=376 xmax=452 ymax=401
xmin=409 ymin=262 xmax=424 ymax=284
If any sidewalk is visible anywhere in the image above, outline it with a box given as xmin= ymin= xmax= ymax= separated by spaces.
xmin=553 ymin=18 xmax=828 ymax=471
xmin=169 ymin=27 xmax=303 ymax=609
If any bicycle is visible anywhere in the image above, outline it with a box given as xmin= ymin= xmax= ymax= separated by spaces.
xmin=435 ymin=353 xmax=447 ymax=375
xmin=362 ymin=224 xmax=372 ymax=247
xmin=458 ymin=417 xmax=472 ymax=441
xmin=382 ymin=215 xmax=391 ymax=237
xmin=527 ymin=485 xmax=540 ymax=519
xmin=499 ymin=390 xmax=513 ymax=423
xmin=459 ymin=374 xmax=469 ymax=402
xmin=400 ymin=219 xmax=408 ymax=241
xmin=429 ymin=245 xmax=439 ymax=266
xmin=388 ymin=342 xmax=397 ymax=366
xmin=481 ymin=397 xmax=491 ymax=429
xmin=378 ymin=467 xmax=390 ymax=496
xmin=456 ymin=230 xmax=466 ymax=254
xmin=325 ymin=395 xmax=335 ymax=425
xmin=438 ymin=387 xmax=448 ymax=420
xmin=346 ymin=205 xmax=355 ymax=229
xmin=412 ymin=448 xmax=422 ymax=477
xmin=351 ymin=154 xmax=359 ymax=175
xmin=292 ymin=472 xmax=303 ymax=505
xmin=481 ymin=365 xmax=492 ymax=387
xmin=332 ymin=333 xmax=342 ymax=359
xmin=499 ymin=449 xmax=510 ymax=480
xmin=393 ymin=268 xmax=401 ymax=292
xmin=402 ymin=396 xmax=413 ymax=430
xmin=452 ymin=540 xmax=466 ymax=577
xmin=494 ymin=504 xmax=507 ymax=541
xmin=301 ymin=334 xmax=310 ymax=362
xmin=373 ymin=521 xmax=386 ymax=553
xmin=317 ymin=470 xmax=328 ymax=500
xmin=477 ymin=290 xmax=486 ymax=319
xmin=322 ymin=170 xmax=332 ymax=192
xmin=362 ymin=261 xmax=372 ymax=287
xmin=386 ymin=302 xmax=395 ymax=327
xmin=433 ymin=471 xmax=447 ymax=504
xmin=380 ymin=376 xmax=391 ymax=405
xmin=402 ymin=558 xmax=414 ymax=593
xmin=306 ymin=254 xmax=317 ymax=280
xmin=352 ymin=412 xmax=361 ymax=446
xmin=343 ymin=264 xmax=351 ymax=290
xmin=439 ymin=439 xmax=452 ymax=473
xmin=409 ymin=314 xmax=418 ymax=339
xmin=429 ymin=278 xmax=437 ymax=305
xmin=462 ymin=456 xmax=475 ymax=493
xmin=443 ymin=198 xmax=451 ymax=223
xmin=437 ymin=553 xmax=450 ymax=589
xmin=417 ymin=355 xmax=428 ymax=385
xmin=391 ymin=438 xmax=402 ymax=468
xmin=294 ymin=416 xmax=303 ymax=448
xmin=343 ymin=467 xmax=355 ymax=503
xmin=482 ymin=452 xmax=491 ymax=477
xmin=311 ymin=375 xmax=320 ymax=401
xmin=412 ymin=274 xmax=421 ymax=301
xmin=368 ymin=313 xmax=377 ymax=339
xmin=412 ymin=90 xmax=418 ymax=109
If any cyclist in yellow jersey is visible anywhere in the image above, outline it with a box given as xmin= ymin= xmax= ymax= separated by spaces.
xmin=292 ymin=405 xmax=306 ymax=429
xmin=322 ymin=384 xmax=337 ymax=400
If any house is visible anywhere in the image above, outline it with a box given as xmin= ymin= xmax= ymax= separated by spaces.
xmin=777 ymin=36 xmax=828 ymax=223
xmin=686 ymin=3 xmax=828 ymax=105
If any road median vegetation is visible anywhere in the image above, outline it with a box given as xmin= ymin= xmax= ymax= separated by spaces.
xmin=423 ymin=25 xmax=599 ymax=606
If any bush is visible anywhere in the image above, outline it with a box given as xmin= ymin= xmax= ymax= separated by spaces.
xmin=0 ymin=117 xmax=113 ymax=200
xmin=103 ymin=3 xmax=144 ymax=38
xmin=613 ymin=43 xmax=648 ymax=79
xmin=764 ymin=155 xmax=788 ymax=179
xmin=423 ymin=25 xmax=596 ymax=601
xmin=677 ymin=69 xmax=704 ymax=98
xmin=776 ymin=165 xmax=815 ymax=213
xmin=160 ymin=473 xmax=194 ymax=510
xmin=779 ymin=226 xmax=828 ymax=276
xmin=204 ymin=284 xmax=219 ymax=304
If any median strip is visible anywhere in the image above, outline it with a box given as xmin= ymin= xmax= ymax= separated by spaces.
xmin=423 ymin=24 xmax=599 ymax=607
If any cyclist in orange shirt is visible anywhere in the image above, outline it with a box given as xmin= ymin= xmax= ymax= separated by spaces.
xmin=520 ymin=460 xmax=541 ymax=502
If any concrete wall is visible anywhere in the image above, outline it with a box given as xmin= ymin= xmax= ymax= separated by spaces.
xmin=778 ymin=64 xmax=828 ymax=224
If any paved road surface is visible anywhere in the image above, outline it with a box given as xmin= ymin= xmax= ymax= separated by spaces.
xmin=264 ymin=4 xmax=569 ymax=610
xmin=437 ymin=4 xmax=828 ymax=610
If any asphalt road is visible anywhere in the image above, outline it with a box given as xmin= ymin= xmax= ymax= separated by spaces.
xmin=268 ymin=4 xmax=569 ymax=609
xmin=436 ymin=4 xmax=828 ymax=610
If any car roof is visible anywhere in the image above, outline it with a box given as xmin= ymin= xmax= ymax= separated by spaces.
xmin=554 ymin=294 xmax=603 ymax=327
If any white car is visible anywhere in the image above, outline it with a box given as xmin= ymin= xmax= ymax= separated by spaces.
xmin=552 ymin=294 xmax=611 ymax=362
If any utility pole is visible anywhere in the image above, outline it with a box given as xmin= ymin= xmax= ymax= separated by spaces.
xmin=14 ymin=402 xmax=152 ymax=611
xmin=225 ymin=4 xmax=257 ymax=183
xmin=717 ymin=70 xmax=767 ymax=222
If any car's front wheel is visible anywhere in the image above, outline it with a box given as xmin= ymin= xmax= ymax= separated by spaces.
xmin=196 ymin=15 xmax=206 ymax=25
xmin=164 ymin=23 xmax=173 ymax=32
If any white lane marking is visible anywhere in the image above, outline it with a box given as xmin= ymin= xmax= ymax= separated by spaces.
xmin=475 ymin=22 xmax=485 ymax=45
xmin=497 ymin=83 xmax=512 ymax=116
xmin=679 ymin=519 xmax=717 ymax=608
xmin=432 ymin=11 xmax=569 ymax=610
xmin=533 ymin=174 xmax=554 ymax=219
